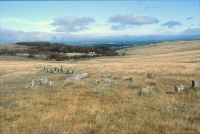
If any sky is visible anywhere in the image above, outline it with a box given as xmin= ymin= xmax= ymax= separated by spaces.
xmin=0 ymin=0 xmax=200 ymax=43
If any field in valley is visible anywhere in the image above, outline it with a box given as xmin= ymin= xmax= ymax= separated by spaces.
xmin=0 ymin=40 xmax=200 ymax=134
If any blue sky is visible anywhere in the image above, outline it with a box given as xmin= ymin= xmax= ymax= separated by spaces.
xmin=0 ymin=0 xmax=199 ymax=42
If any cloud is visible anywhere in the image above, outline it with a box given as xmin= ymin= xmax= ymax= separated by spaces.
xmin=0 ymin=28 xmax=22 ymax=43
xmin=0 ymin=27 xmax=199 ymax=43
xmin=0 ymin=18 xmax=48 ymax=26
xmin=0 ymin=18 xmax=51 ymax=32
xmin=181 ymin=27 xmax=200 ymax=36
xmin=146 ymin=5 xmax=161 ymax=9
xmin=0 ymin=27 xmax=54 ymax=43
xmin=161 ymin=21 xmax=182 ymax=28
xmin=186 ymin=17 xmax=193 ymax=20
xmin=51 ymin=16 xmax=95 ymax=33
xmin=108 ymin=14 xmax=159 ymax=30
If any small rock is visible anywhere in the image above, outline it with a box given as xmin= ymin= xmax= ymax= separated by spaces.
xmin=66 ymin=69 xmax=75 ymax=74
xmin=124 ymin=77 xmax=133 ymax=82
xmin=175 ymin=85 xmax=184 ymax=92
xmin=147 ymin=72 xmax=155 ymax=79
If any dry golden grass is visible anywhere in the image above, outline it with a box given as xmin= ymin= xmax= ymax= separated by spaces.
xmin=0 ymin=40 xmax=200 ymax=134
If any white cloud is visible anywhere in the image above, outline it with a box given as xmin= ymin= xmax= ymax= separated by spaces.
xmin=0 ymin=28 xmax=54 ymax=43
xmin=51 ymin=16 xmax=95 ymax=33
xmin=108 ymin=14 xmax=159 ymax=30
xmin=0 ymin=26 xmax=199 ymax=43
xmin=161 ymin=21 xmax=182 ymax=28
xmin=0 ymin=18 xmax=52 ymax=32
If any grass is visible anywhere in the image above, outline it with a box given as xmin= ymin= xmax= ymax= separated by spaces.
xmin=0 ymin=40 xmax=200 ymax=134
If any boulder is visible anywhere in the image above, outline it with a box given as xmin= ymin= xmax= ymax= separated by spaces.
xmin=40 ymin=77 xmax=48 ymax=85
xmin=40 ymin=78 xmax=52 ymax=87
xmin=101 ymin=77 xmax=112 ymax=84
xmin=98 ymin=74 xmax=113 ymax=84
xmin=28 ymin=77 xmax=52 ymax=88
xmin=65 ymin=72 xmax=89 ymax=81
xmin=139 ymin=86 xmax=151 ymax=96
xmin=97 ymin=74 xmax=113 ymax=92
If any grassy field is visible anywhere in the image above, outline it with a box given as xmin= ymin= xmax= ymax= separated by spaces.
xmin=0 ymin=40 xmax=200 ymax=134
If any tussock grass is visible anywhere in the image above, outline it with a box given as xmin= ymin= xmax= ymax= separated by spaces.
xmin=0 ymin=40 xmax=200 ymax=133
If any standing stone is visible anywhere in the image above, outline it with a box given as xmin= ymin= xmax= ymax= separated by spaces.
xmin=55 ymin=67 xmax=57 ymax=73
xmin=58 ymin=68 xmax=61 ymax=74
xmin=192 ymin=80 xmax=198 ymax=89
xmin=54 ymin=67 xmax=57 ymax=73
xmin=29 ymin=80 xmax=35 ymax=88
xmin=52 ymin=68 xmax=55 ymax=73
xmin=51 ymin=68 xmax=54 ymax=73
xmin=48 ymin=81 xmax=52 ymax=87
xmin=43 ymin=67 xmax=46 ymax=71
xmin=60 ymin=66 xmax=64 ymax=73
xmin=175 ymin=85 xmax=184 ymax=92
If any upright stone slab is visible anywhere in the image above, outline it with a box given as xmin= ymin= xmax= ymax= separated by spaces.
xmin=54 ymin=67 xmax=57 ymax=73
xmin=60 ymin=66 xmax=64 ymax=73
xmin=47 ymin=68 xmax=51 ymax=73
xmin=43 ymin=67 xmax=46 ymax=71
xmin=58 ymin=68 xmax=61 ymax=74
xmin=48 ymin=81 xmax=52 ymax=87
xmin=29 ymin=80 xmax=35 ymax=88
xmin=192 ymin=80 xmax=198 ymax=89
